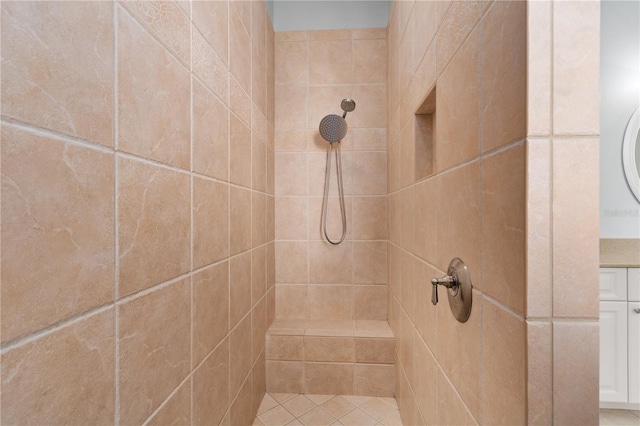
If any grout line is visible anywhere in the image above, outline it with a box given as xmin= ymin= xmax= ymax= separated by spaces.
xmin=141 ymin=372 xmax=192 ymax=426
xmin=549 ymin=317 xmax=601 ymax=323
xmin=118 ymin=2 xmax=190 ymax=74
xmin=549 ymin=0 xmax=555 ymax=421
xmin=481 ymin=294 xmax=526 ymax=321
xmin=226 ymin=2 xmax=232 ymax=420
xmin=115 ymin=272 xmax=192 ymax=306
xmin=0 ymin=117 xmax=113 ymax=155
xmin=113 ymin=2 xmax=120 ymax=423
xmin=477 ymin=15 xmax=485 ymax=425
xmin=114 ymin=151 xmax=191 ymax=175
xmin=188 ymin=3 xmax=195 ymax=424
xmin=0 ymin=304 xmax=114 ymax=354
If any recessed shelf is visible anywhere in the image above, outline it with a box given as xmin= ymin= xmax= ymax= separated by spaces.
xmin=414 ymin=86 xmax=436 ymax=182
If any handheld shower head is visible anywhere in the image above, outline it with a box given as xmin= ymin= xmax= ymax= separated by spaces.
xmin=341 ymin=98 xmax=356 ymax=117
xmin=319 ymin=114 xmax=348 ymax=143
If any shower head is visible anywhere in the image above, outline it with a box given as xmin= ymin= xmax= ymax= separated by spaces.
xmin=319 ymin=114 xmax=348 ymax=143
xmin=341 ymin=98 xmax=356 ymax=114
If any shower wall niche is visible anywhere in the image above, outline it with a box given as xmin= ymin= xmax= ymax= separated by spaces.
xmin=414 ymin=88 xmax=435 ymax=181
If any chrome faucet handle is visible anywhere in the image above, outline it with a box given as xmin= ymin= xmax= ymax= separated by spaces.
xmin=431 ymin=275 xmax=457 ymax=305
xmin=429 ymin=258 xmax=473 ymax=323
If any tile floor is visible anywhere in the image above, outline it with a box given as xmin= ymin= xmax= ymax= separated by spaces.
xmin=255 ymin=396 xmax=640 ymax=425
xmin=254 ymin=393 xmax=402 ymax=426
xmin=600 ymin=409 xmax=640 ymax=425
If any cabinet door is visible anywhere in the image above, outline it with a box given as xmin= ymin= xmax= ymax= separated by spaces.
xmin=600 ymin=268 xmax=628 ymax=301
xmin=629 ymin=269 xmax=640 ymax=302
xmin=629 ymin=302 xmax=640 ymax=404
xmin=600 ymin=301 xmax=628 ymax=403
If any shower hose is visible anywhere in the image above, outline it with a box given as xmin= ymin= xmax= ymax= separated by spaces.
xmin=322 ymin=141 xmax=347 ymax=245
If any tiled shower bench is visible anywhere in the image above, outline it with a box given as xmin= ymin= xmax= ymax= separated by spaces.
xmin=265 ymin=319 xmax=396 ymax=397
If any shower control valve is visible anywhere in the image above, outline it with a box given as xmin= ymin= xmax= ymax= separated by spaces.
xmin=431 ymin=275 xmax=458 ymax=305
xmin=429 ymin=258 xmax=473 ymax=323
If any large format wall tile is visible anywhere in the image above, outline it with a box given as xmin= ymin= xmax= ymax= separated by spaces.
xmin=230 ymin=251 xmax=252 ymax=328
xmin=252 ymin=247 xmax=267 ymax=306
xmin=309 ymin=39 xmax=353 ymax=85
xmin=308 ymin=195 xmax=353 ymax=241
xmin=193 ymin=177 xmax=229 ymax=268
xmin=308 ymin=285 xmax=353 ymax=319
xmin=552 ymin=138 xmax=599 ymax=317
xmin=412 ymin=178 xmax=437 ymax=263
xmin=230 ymin=314 xmax=252 ymax=399
xmin=192 ymin=0 xmax=229 ymax=65
xmin=386 ymin=0 xmax=599 ymax=423
xmin=436 ymin=369 xmax=477 ymax=426
xmin=230 ymin=375 xmax=253 ymax=426
xmin=436 ymin=0 xmax=480 ymax=76
xmin=192 ymin=27 xmax=229 ymax=104
xmin=1 ymin=310 xmax=114 ymax=425
xmin=482 ymin=143 xmax=526 ymax=313
xmin=120 ymin=0 xmax=190 ymax=68
xmin=230 ymin=111 xmax=253 ymax=188
xmin=481 ymin=0 xmax=526 ymax=152
xmin=118 ymin=280 xmax=190 ymax=425
xmin=146 ymin=379 xmax=191 ymax=426
xmin=309 ymin=241 xmax=353 ymax=284
xmin=436 ymin=161 xmax=481 ymax=289
xmin=118 ymin=9 xmax=190 ymax=169
xmin=230 ymin=186 xmax=252 ymax=255
xmin=553 ymin=1 xmax=600 ymax=135
xmin=436 ymin=28 xmax=480 ymax=171
xmin=1 ymin=1 xmax=275 ymax=424
xmin=354 ymin=39 xmax=387 ymax=84
xmin=275 ymin=196 xmax=308 ymax=240
xmin=0 ymin=2 xmax=114 ymax=147
xmin=482 ymin=298 xmax=525 ymax=425
xmin=354 ymin=286 xmax=387 ymax=320
xmin=352 ymin=197 xmax=387 ymax=240
xmin=527 ymin=321 xmax=552 ymax=425
xmin=276 ymin=41 xmax=308 ymax=85
xmin=553 ymin=321 xmax=599 ymax=425
xmin=1 ymin=125 xmax=114 ymax=343
xmin=252 ymin=191 xmax=268 ymax=247
xmin=251 ymin=298 xmax=268 ymax=365
xmin=193 ymin=338 xmax=230 ymax=426
xmin=193 ymin=80 xmax=228 ymax=181
xmin=527 ymin=1 xmax=551 ymax=136
xmin=275 ymin=285 xmax=309 ymax=319
xmin=353 ymin=241 xmax=387 ymax=284
xmin=118 ymin=157 xmax=190 ymax=297
xmin=526 ymin=138 xmax=552 ymax=318
xmin=193 ymin=262 xmax=229 ymax=366
xmin=437 ymin=289 xmax=482 ymax=420
xmin=230 ymin=8 xmax=252 ymax=95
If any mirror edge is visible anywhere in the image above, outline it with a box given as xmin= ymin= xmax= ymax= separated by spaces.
xmin=622 ymin=107 xmax=640 ymax=203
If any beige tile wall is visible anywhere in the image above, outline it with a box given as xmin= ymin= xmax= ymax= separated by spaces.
xmin=526 ymin=1 xmax=601 ymax=424
xmin=387 ymin=1 xmax=528 ymax=424
xmin=388 ymin=1 xmax=600 ymax=425
xmin=274 ymin=28 xmax=389 ymax=321
xmin=0 ymin=1 xmax=275 ymax=424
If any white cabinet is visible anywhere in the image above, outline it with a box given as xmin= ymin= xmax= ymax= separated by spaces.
xmin=600 ymin=301 xmax=628 ymax=402
xmin=600 ymin=268 xmax=628 ymax=300
xmin=600 ymin=267 xmax=640 ymax=408
xmin=630 ymin=301 xmax=640 ymax=404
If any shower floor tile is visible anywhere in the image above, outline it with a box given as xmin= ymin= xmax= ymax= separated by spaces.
xmin=254 ymin=393 xmax=402 ymax=426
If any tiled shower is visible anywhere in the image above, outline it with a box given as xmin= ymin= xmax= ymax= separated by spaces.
xmin=2 ymin=1 xmax=275 ymax=424
xmin=1 ymin=1 xmax=601 ymax=425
